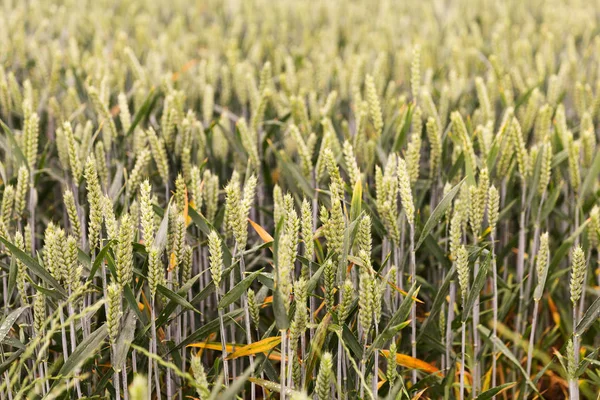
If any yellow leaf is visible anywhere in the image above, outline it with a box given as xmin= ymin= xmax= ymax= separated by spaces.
xmin=227 ymin=336 xmax=282 ymax=360
xmin=248 ymin=218 xmax=274 ymax=244
xmin=380 ymin=350 xmax=442 ymax=376
xmin=383 ymin=278 xmax=423 ymax=304
xmin=168 ymin=251 xmax=177 ymax=272
xmin=548 ymin=294 xmax=560 ymax=326
xmin=411 ymin=388 xmax=427 ymax=400
xmin=183 ymin=184 xmax=189 ymax=224
xmin=187 ymin=342 xmax=236 ymax=353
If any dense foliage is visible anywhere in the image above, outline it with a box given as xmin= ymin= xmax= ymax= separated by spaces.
xmin=1 ymin=0 xmax=600 ymax=398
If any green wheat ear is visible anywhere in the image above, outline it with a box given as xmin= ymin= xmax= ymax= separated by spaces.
xmin=343 ymin=140 xmax=361 ymax=185
xmin=247 ymin=289 xmax=260 ymax=329
xmin=208 ymin=230 xmax=223 ymax=293
xmin=1 ymin=185 xmax=15 ymax=229
xmin=411 ymin=44 xmax=421 ymax=101
xmin=147 ymin=246 xmax=163 ymax=300
xmin=116 ymin=213 xmax=134 ymax=287
xmin=534 ymin=233 xmax=550 ymax=302
xmin=84 ymin=156 xmax=103 ymax=251
xmin=14 ymin=165 xmax=29 ymax=219
xmin=570 ymin=246 xmax=586 ymax=305
xmin=426 ymin=116 xmax=442 ymax=175
xmin=300 ymin=198 xmax=314 ymax=264
xmin=23 ymin=108 xmax=39 ymax=171
xmin=323 ymin=259 xmax=336 ymax=312
xmin=456 ymin=245 xmax=470 ymax=304
xmin=191 ymin=353 xmax=210 ymax=399
xmin=407 ymin=106 xmax=422 ymax=184
xmin=338 ymin=279 xmax=355 ymax=323
xmin=566 ymin=338 xmax=576 ymax=379
xmin=128 ymin=375 xmax=148 ymax=400
xmin=106 ymin=283 xmax=122 ymax=345
xmin=146 ymin=127 xmax=170 ymax=186
xmin=386 ymin=342 xmax=398 ymax=386
xmin=315 ymin=352 xmax=333 ymax=400
xmin=488 ymin=185 xmax=499 ymax=235
xmin=397 ymin=156 xmax=415 ymax=226
xmin=322 ymin=182 xmax=344 ymax=257
xmin=63 ymin=189 xmax=81 ymax=243
xmin=102 ymin=195 xmax=118 ymax=241
xmin=290 ymin=278 xmax=308 ymax=349
xmin=14 ymin=231 xmax=27 ymax=306
xmin=365 ymin=74 xmax=383 ymax=136
xmin=140 ymin=180 xmax=155 ymax=244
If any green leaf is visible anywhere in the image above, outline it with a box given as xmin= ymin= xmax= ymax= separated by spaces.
xmin=188 ymin=205 xmax=212 ymax=236
xmin=350 ymin=179 xmax=362 ymax=222
xmin=575 ymin=297 xmax=600 ymax=336
xmin=58 ymin=324 xmax=108 ymax=376
xmin=188 ymin=206 xmax=233 ymax=266
xmin=579 ymin=149 xmax=600 ymax=205
xmin=247 ymin=378 xmax=292 ymax=396
xmin=415 ymin=178 xmax=464 ymax=251
xmin=392 ymin=103 xmax=413 ymax=152
xmin=305 ymin=313 xmax=332 ymax=387
xmin=342 ymin=324 xmax=363 ymax=359
xmin=369 ymin=283 xmax=418 ymax=356
xmin=126 ymin=88 xmax=159 ymax=137
xmin=307 ymin=263 xmax=324 ymax=294
xmin=475 ymin=382 xmax=516 ymax=400
xmin=478 ymin=326 xmax=539 ymax=394
xmin=0 ymin=119 xmax=28 ymax=169
xmin=549 ymin=220 xmax=589 ymax=274
xmin=113 ymin=311 xmax=137 ymax=371
xmin=270 ymin=143 xmax=314 ymax=199
xmin=550 ymin=149 xmax=568 ymax=168
xmin=157 ymin=284 xmax=201 ymax=314
xmin=533 ymin=259 xmax=549 ymax=302
xmin=272 ymin=285 xmax=289 ymax=330
xmin=576 ymin=347 xmax=599 ymax=378
xmin=218 ymin=269 xmax=262 ymax=309
xmin=86 ymin=240 xmax=114 ymax=282
xmin=7 ymin=257 xmax=16 ymax=306
xmin=123 ymin=283 xmax=145 ymax=324
xmin=0 ymin=349 xmax=23 ymax=375
xmin=540 ymin=183 xmax=561 ymax=221
xmin=172 ymin=309 xmax=244 ymax=353
xmin=418 ymin=265 xmax=455 ymax=341
xmin=217 ymin=364 xmax=255 ymax=400
xmin=462 ymin=254 xmax=490 ymax=322
xmin=0 ymin=306 xmax=28 ymax=344
xmin=152 ymin=274 xmax=203 ymax=331
xmin=153 ymin=204 xmax=170 ymax=251
xmin=0 ymin=236 xmax=66 ymax=297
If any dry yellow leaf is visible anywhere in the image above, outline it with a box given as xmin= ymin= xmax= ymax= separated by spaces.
xmin=227 ymin=336 xmax=282 ymax=360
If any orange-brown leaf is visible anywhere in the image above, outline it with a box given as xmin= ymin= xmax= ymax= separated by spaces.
xmin=248 ymin=218 xmax=274 ymax=244
xmin=380 ymin=350 xmax=442 ymax=376
xmin=547 ymin=295 xmax=560 ymax=326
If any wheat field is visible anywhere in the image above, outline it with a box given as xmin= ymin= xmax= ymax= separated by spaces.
xmin=0 ymin=0 xmax=600 ymax=399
